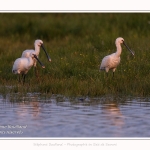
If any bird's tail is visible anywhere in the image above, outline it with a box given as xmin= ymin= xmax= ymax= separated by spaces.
xmin=100 ymin=67 xmax=105 ymax=71
xmin=12 ymin=70 xmax=17 ymax=74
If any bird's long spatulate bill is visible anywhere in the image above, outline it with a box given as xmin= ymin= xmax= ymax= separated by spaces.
xmin=41 ymin=44 xmax=51 ymax=62
xmin=33 ymin=55 xmax=45 ymax=68
xmin=123 ymin=41 xmax=134 ymax=56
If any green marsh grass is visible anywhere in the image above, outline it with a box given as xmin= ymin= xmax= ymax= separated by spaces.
xmin=0 ymin=13 xmax=150 ymax=97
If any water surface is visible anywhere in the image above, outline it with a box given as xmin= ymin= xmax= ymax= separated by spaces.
xmin=0 ymin=93 xmax=150 ymax=137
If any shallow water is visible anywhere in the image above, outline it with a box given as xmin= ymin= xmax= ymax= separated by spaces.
xmin=0 ymin=93 xmax=150 ymax=137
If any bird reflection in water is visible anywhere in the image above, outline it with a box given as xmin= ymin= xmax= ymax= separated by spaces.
xmin=15 ymin=97 xmax=41 ymax=118
xmin=102 ymin=102 xmax=124 ymax=128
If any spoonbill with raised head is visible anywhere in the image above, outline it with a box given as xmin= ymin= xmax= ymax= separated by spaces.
xmin=100 ymin=37 xmax=134 ymax=76
xmin=21 ymin=39 xmax=51 ymax=75
xmin=12 ymin=52 xmax=45 ymax=84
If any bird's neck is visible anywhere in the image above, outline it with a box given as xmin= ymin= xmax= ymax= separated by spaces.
xmin=115 ymin=43 xmax=122 ymax=57
xmin=34 ymin=45 xmax=40 ymax=55
xmin=28 ymin=57 xmax=34 ymax=67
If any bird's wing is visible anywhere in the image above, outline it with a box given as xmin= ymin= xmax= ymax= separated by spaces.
xmin=21 ymin=49 xmax=35 ymax=58
xmin=100 ymin=55 xmax=111 ymax=70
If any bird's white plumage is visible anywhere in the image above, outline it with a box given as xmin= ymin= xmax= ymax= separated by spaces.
xmin=100 ymin=53 xmax=120 ymax=72
xmin=100 ymin=37 xmax=129 ymax=73
xmin=12 ymin=52 xmax=35 ymax=75
xmin=21 ymin=39 xmax=43 ymax=67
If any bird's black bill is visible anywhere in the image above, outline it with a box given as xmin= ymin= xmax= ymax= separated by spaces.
xmin=123 ymin=41 xmax=134 ymax=56
xmin=41 ymin=44 xmax=51 ymax=62
xmin=33 ymin=55 xmax=45 ymax=68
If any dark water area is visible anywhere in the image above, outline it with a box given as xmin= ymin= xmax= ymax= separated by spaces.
xmin=0 ymin=93 xmax=150 ymax=137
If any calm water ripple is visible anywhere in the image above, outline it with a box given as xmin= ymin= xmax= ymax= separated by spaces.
xmin=0 ymin=94 xmax=150 ymax=137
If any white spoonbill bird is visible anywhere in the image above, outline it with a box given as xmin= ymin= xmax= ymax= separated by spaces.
xmin=21 ymin=39 xmax=51 ymax=67
xmin=100 ymin=37 xmax=134 ymax=76
xmin=12 ymin=52 xmax=45 ymax=84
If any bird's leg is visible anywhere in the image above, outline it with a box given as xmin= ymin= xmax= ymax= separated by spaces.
xmin=33 ymin=60 xmax=39 ymax=77
xmin=22 ymin=74 xmax=26 ymax=85
xmin=34 ymin=66 xmax=39 ymax=77
xmin=105 ymin=68 xmax=109 ymax=78
xmin=112 ymin=68 xmax=116 ymax=78
xmin=18 ymin=74 xmax=21 ymax=83
xmin=34 ymin=66 xmax=41 ymax=83
xmin=113 ymin=72 xmax=115 ymax=77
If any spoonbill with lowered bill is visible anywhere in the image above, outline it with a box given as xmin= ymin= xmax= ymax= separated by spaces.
xmin=12 ymin=52 xmax=45 ymax=84
xmin=100 ymin=37 xmax=134 ymax=76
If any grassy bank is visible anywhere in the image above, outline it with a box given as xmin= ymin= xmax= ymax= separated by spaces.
xmin=0 ymin=13 xmax=150 ymax=97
